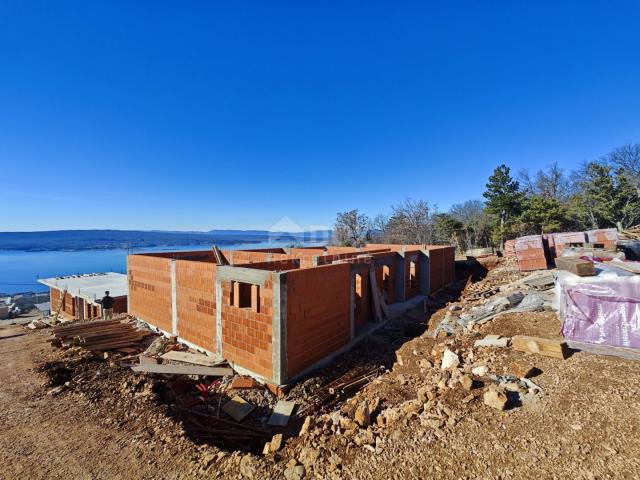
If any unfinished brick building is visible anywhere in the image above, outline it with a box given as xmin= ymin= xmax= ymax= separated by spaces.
xmin=127 ymin=244 xmax=455 ymax=387
xmin=39 ymin=273 xmax=128 ymax=320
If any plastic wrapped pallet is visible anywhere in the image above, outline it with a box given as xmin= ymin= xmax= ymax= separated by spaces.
xmin=555 ymin=267 xmax=640 ymax=349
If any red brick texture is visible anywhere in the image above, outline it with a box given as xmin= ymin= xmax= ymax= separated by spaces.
xmin=50 ymin=288 xmax=61 ymax=314
xmin=175 ymin=260 xmax=217 ymax=353
xmin=353 ymin=268 xmax=372 ymax=327
xmin=515 ymin=235 xmax=548 ymax=271
xmin=220 ymin=275 xmax=273 ymax=379
xmin=285 ymin=263 xmax=351 ymax=377
xmin=128 ymin=255 xmax=173 ymax=333
xmin=425 ymin=246 xmax=456 ymax=293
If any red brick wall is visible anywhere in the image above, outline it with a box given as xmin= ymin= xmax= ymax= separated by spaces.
xmin=286 ymin=263 xmax=351 ymax=377
xmin=63 ymin=292 xmax=75 ymax=317
xmin=128 ymin=255 xmax=173 ymax=333
xmin=405 ymin=252 xmax=422 ymax=298
xmin=50 ymin=288 xmax=61 ymax=313
xmin=222 ymin=250 xmax=291 ymax=265
xmin=354 ymin=268 xmax=372 ymax=327
xmin=428 ymin=248 xmax=444 ymax=292
xmin=113 ymin=296 xmax=128 ymax=314
xmin=220 ymin=275 xmax=273 ymax=379
xmin=235 ymin=259 xmax=301 ymax=271
xmin=175 ymin=260 xmax=217 ymax=352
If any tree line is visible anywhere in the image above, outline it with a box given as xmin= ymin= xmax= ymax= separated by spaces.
xmin=334 ymin=142 xmax=640 ymax=250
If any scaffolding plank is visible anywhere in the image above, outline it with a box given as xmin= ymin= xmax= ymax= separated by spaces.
xmin=130 ymin=364 xmax=233 ymax=376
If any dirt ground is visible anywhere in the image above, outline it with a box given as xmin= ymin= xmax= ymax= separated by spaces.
xmin=1 ymin=259 xmax=640 ymax=479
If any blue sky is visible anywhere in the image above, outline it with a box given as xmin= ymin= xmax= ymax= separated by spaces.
xmin=1 ymin=1 xmax=639 ymax=232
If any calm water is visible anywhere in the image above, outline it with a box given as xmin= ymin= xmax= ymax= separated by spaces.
xmin=0 ymin=241 xmax=324 ymax=294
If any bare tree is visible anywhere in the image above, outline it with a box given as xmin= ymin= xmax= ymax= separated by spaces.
xmin=519 ymin=162 xmax=569 ymax=200
xmin=370 ymin=213 xmax=390 ymax=243
xmin=333 ymin=210 xmax=370 ymax=247
xmin=606 ymin=142 xmax=640 ymax=196
xmin=449 ymin=200 xmax=490 ymax=250
xmin=386 ymin=198 xmax=434 ymax=244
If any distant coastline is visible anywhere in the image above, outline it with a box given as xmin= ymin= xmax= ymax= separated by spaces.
xmin=0 ymin=229 xmax=331 ymax=252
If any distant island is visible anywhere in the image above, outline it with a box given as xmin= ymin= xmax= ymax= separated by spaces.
xmin=0 ymin=229 xmax=332 ymax=252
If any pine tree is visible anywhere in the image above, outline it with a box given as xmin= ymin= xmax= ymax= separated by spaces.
xmin=483 ymin=165 xmax=523 ymax=247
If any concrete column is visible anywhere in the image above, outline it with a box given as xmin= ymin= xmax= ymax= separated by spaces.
xmin=395 ymin=252 xmax=406 ymax=302
xmin=272 ymin=273 xmax=287 ymax=385
xmin=232 ymin=281 xmax=240 ymax=307
xmin=420 ymin=251 xmax=431 ymax=296
xmin=170 ymin=260 xmax=178 ymax=336
xmin=215 ymin=279 xmax=223 ymax=355
xmin=251 ymin=284 xmax=260 ymax=313
xmin=349 ymin=269 xmax=355 ymax=341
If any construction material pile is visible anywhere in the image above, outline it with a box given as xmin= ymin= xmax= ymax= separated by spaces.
xmin=51 ymin=318 xmax=153 ymax=352
xmin=619 ymin=225 xmax=640 ymax=240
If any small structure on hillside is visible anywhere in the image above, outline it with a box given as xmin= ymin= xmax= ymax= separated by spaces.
xmin=38 ymin=272 xmax=128 ymax=321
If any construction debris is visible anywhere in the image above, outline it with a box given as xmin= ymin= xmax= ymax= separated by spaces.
xmin=267 ymin=400 xmax=296 ymax=427
xmin=231 ymin=376 xmax=256 ymax=389
xmin=483 ymin=387 xmax=508 ymax=411
xmin=474 ymin=334 xmax=510 ymax=348
xmin=222 ymin=395 xmax=255 ymax=422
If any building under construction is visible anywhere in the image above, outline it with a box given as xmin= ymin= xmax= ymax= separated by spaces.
xmin=127 ymin=244 xmax=455 ymax=387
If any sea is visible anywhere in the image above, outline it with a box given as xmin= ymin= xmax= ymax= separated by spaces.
xmin=0 ymin=241 xmax=324 ymax=295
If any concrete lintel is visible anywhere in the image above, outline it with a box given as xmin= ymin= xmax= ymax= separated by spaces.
xmin=215 ymin=265 xmax=271 ymax=285
xmin=170 ymin=260 xmax=178 ymax=336
xmin=372 ymin=256 xmax=394 ymax=268
xmin=271 ymin=272 xmax=287 ymax=385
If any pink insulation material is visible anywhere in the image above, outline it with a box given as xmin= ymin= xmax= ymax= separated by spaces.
xmin=556 ymin=269 xmax=640 ymax=349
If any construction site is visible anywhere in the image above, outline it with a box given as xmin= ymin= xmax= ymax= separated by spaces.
xmin=1 ymin=232 xmax=640 ymax=479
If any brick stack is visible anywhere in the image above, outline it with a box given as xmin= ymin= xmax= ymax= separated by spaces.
xmin=552 ymin=231 xmax=586 ymax=257
xmin=585 ymin=228 xmax=618 ymax=250
xmin=503 ymin=239 xmax=516 ymax=257
xmin=515 ymin=235 xmax=548 ymax=271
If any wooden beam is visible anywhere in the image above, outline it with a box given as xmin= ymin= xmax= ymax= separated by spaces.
xmin=511 ymin=335 xmax=570 ymax=359
xmin=554 ymin=257 xmax=595 ymax=276
xmin=160 ymin=350 xmax=223 ymax=367
xmin=130 ymin=364 xmax=234 ymax=376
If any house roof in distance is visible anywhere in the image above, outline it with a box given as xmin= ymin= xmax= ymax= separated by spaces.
xmin=38 ymin=272 xmax=128 ymax=302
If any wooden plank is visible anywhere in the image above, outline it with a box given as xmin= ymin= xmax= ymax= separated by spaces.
xmin=130 ymin=364 xmax=234 ymax=376
xmin=267 ymin=400 xmax=296 ymax=426
xmin=368 ymin=267 xmax=383 ymax=321
xmin=554 ymin=257 xmax=596 ymax=276
xmin=566 ymin=340 xmax=640 ymax=361
xmin=222 ymin=395 xmax=255 ymax=422
xmin=511 ymin=335 xmax=570 ymax=359
xmin=160 ymin=350 xmax=222 ymax=367
xmin=605 ymin=260 xmax=640 ymax=275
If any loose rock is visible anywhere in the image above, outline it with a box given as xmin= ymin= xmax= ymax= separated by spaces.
xmin=483 ymin=387 xmax=508 ymax=411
